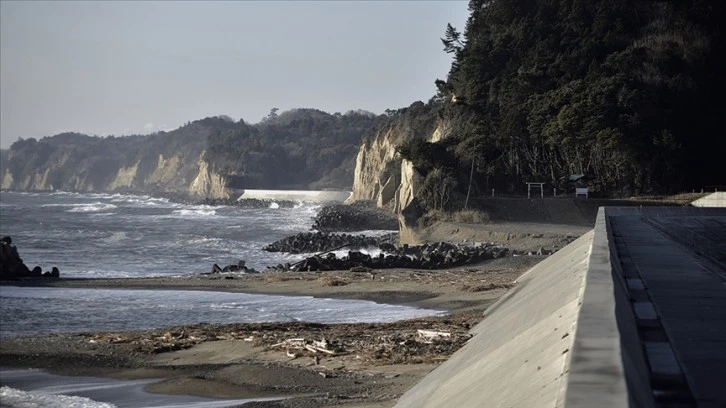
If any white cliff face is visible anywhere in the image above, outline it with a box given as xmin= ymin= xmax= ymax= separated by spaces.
xmin=350 ymin=121 xmax=443 ymax=213
xmin=395 ymin=159 xmax=424 ymax=214
xmin=145 ymin=154 xmax=182 ymax=186
xmin=1 ymin=170 xmax=13 ymax=189
xmin=349 ymin=119 xmax=448 ymax=245
xmin=108 ymin=162 xmax=140 ymax=191
xmin=350 ymin=128 xmax=400 ymax=205
xmin=189 ymin=157 xmax=231 ymax=199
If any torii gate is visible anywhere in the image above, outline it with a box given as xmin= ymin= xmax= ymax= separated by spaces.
xmin=526 ymin=182 xmax=544 ymax=199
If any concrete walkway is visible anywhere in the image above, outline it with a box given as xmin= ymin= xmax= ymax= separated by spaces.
xmin=609 ymin=210 xmax=726 ymax=406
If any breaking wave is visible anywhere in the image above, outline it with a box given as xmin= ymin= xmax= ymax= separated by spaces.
xmin=66 ymin=203 xmax=119 ymax=213
xmin=0 ymin=386 xmax=117 ymax=408
xmin=171 ymin=208 xmax=217 ymax=217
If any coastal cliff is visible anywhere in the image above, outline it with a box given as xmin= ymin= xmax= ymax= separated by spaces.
xmin=188 ymin=158 xmax=231 ymax=199
xmin=0 ymin=127 xmax=209 ymax=196
xmin=349 ymin=101 xmax=441 ymax=213
xmin=0 ymin=110 xmax=383 ymax=198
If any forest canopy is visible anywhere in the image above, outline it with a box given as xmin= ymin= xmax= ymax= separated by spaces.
xmin=404 ymin=0 xmax=726 ymax=198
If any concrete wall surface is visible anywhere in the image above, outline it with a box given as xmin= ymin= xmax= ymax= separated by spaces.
xmin=395 ymin=231 xmax=595 ymax=408
xmin=395 ymin=205 xmax=725 ymax=407
xmin=234 ymin=189 xmax=352 ymax=203
xmin=691 ymin=191 xmax=726 ymax=207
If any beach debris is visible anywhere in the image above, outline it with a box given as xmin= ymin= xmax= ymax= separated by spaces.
xmin=318 ymin=275 xmax=349 ymax=286
xmin=417 ymin=329 xmax=451 ymax=343
xmin=76 ymin=313 xmax=480 ymax=366
xmin=206 ymin=260 xmax=258 ymax=275
xmin=270 ymin=337 xmax=340 ymax=356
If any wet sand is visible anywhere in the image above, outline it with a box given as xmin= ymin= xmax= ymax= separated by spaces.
xmin=1 ymin=255 xmax=548 ymax=408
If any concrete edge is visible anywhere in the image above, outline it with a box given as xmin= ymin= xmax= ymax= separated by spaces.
xmin=564 ymin=207 xmax=655 ymax=407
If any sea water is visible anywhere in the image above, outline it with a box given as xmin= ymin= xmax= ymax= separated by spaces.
xmin=0 ymin=190 xmax=331 ymax=277
xmin=0 ymin=368 xmax=285 ymax=407
xmin=0 ymin=286 xmax=444 ymax=338
xmin=0 ymin=191 xmax=429 ymax=407
xmin=0 ymin=191 xmax=432 ymax=335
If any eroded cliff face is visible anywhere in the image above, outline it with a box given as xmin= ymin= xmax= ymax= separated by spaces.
xmin=349 ymin=116 xmax=452 ymax=245
xmin=350 ymin=128 xmax=401 ymax=204
xmin=146 ymin=155 xmax=181 ymax=186
xmin=350 ymin=120 xmax=447 ymax=213
xmin=0 ymin=149 xmax=232 ymax=199
xmin=188 ymin=158 xmax=231 ymax=199
xmin=1 ymin=170 xmax=13 ymax=190
xmin=107 ymin=162 xmax=140 ymax=191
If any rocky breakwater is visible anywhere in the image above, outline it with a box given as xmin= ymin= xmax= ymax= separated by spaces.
xmin=271 ymin=241 xmax=509 ymax=272
xmin=262 ymin=232 xmax=398 ymax=254
xmin=0 ymin=236 xmax=59 ymax=280
xmin=312 ymin=202 xmax=399 ymax=232
xmin=162 ymin=193 xmax=296 ymax=209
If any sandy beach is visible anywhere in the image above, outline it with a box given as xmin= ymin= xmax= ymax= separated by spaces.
xmin=0 ymin=219 xmax=590 ymax=408
xmin=0 ymin=254 xmax=548 ymax=408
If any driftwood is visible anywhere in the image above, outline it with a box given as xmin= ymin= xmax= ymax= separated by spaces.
xmin=417 ymin=329 xmax=451 ymax=343
xmin=270 ymin=337 xmax=339 ymax=356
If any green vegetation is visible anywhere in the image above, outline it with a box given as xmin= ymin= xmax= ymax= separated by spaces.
xmin=0 ymin=110 xmax=384 ymax=192
xmin=205 ymin=109 xmax=385 ymax=189
xmin=403 ymin=0 xmax=726 ymax=199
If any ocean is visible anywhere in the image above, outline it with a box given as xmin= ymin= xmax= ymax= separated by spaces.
xmin=0 ymin=191 xmax=437 ymax=407
xmin=0 ymin=190 xmax=332 ymax=278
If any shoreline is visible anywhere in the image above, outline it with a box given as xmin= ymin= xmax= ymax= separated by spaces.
xmin=0 ymin=257 xmax=544 ymax=407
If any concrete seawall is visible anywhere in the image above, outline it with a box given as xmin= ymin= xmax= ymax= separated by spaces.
xmin=396 ymin=206 xmax=725 ymax=407
xmin=233 ymin=189 xmax=352 ymax=203
xmin=691 ymin=191 xmax=726 ymax=207
xmin=395 ymin=230 xmax=597 ymax=407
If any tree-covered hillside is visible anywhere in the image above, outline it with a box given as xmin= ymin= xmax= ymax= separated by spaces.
xmin=205 ymin=109 xmax=385 ymax=189
xmin=0 ymin=109 xmax=384 ymax=193
xmin=401 ymin=0 xmax=726 ymax=200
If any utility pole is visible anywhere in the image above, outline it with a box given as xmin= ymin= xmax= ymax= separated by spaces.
xmin=464 ymin=157 xmax=475 ymax=209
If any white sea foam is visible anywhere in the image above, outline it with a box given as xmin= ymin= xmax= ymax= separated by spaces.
xmin=171 ymin=208 xmax=216 ymax=217
xmin=0 ymin=386 xmax=117 ymax=408
xmin=99 ymin=231 xmax=127 ymax=243
xmin=47 ymin=190 xmax=78 ymax=196
xmin=65 ymin=202 xmax=118 ymax=213
xmin=269 ymin=202 xmax=280 ymax=209
xmin=111 ymin=195 xmax=171 ymax=207
xmin=89 ymin=212 xmax=117 ymax=217
xmin=350 ymin=229 xmax=399 ymax=237
xmin=316 ymin=247 xmax=388 ymax=259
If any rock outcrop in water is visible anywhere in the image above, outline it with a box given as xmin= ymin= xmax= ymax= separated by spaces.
xmin=0 ymin=236 xmax=59 ymax=280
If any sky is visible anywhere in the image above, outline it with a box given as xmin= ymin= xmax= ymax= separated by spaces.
xmin=0 ymin=1 xmax=469 ymax=149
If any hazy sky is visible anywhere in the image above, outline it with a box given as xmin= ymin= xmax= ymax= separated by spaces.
xmin=0 ymin=1 xmax=469 ymax=149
